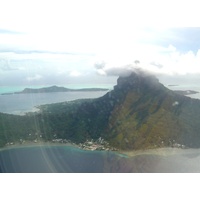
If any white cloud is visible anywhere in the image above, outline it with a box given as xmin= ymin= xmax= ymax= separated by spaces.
xmin=26 ymin=74 xmax=42 ymax=81
xmin=1 ymin=0 xmax=198 ymax=55
xmin=69 ymin=70 xmax=82 ymax=77
xmin=0 ymin=59 xmax=14 ymax=71
xmin=94 ymin=44 xmax=200 ymax=77
xmin=1 ymin=0 xmax=200 ymax=87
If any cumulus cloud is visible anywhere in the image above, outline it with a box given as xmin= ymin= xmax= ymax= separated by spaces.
xmin=94 ymin=44 xmax=200 ymax=77
xmin=26 ymin=74 xmax=42 ymax=81
xmin=69 ymin=70 xmax=82 ymax=77
xmin=0 ymin=59 xmax=18 ymax=71
xmin=95 ymin=61 xmax=139 ymax=77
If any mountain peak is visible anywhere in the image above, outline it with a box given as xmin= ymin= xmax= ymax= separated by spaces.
xmin=114 ymin=71 xmax=163 ymax=94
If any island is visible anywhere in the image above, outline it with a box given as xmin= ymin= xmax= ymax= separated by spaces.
xmin=168 ymin=84 xmax=179 ymax=87
xmin=1 ymin=85 xmax=109 ymax=95
xmin=173 ymin=90 xmax=199 ymax=95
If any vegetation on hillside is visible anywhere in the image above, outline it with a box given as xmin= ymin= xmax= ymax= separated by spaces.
xmin=1 ymin=72 xmax=200 ymax=150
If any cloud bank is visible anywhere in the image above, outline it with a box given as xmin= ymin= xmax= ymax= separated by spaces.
xmin=95 ymin=44 xmax=200 ymax=77
xmin=26 ymin=74 xmax=43 ymax=82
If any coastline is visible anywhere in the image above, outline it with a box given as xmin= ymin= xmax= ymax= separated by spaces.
xmin=0 ymin=141 xmax=79 ymax=152
xmin=0 ymin=141 xmax=194 ymax=158
xmin=0 ymin=138 xmax=117 ymax=153
xmin=119 ymin=147 xmax=196 ymax=157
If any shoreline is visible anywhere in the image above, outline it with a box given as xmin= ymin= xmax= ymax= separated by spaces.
xmin=0 ymin=141 xmax=79 ymax=152
xmin=0 ymin=141 xmax=195 ymax=158
xmin=119 ymin=147 xmax=197 ymax=157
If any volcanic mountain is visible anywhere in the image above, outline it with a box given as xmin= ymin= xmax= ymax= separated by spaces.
xmin=101 ymin=72 xmax=200 ymax=149
xmin=39 ymin=71 xmax=200 ymax=150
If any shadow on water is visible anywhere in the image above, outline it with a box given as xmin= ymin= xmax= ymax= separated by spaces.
xmin=1 ymin=146 xmax=200 ymax=172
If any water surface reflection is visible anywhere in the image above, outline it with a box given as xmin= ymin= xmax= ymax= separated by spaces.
xmin=0 ymin=146 xmax=200 ymax=172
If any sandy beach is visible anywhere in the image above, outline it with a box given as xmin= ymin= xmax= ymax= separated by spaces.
xmin=0 ymin=140 xmax=192 ymax=155
xmin=119 ymin=147 xmax=198 ymax=157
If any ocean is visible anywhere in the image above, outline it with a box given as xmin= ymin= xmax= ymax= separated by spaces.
xmin=167 ymin=84 xmax=200 ymax=100
xmin=0 ymin=90 xmax=109 ymax=115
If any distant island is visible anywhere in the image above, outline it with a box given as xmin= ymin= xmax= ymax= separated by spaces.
xmin=174 ymin=90 xmax=199 ymax=95
xmin=168 ymin=84 xmax=179 ymax=87
xmin=2 ymin=85 xmax=198 ymax=97
xmin=2 ymin=85 xmax=109 ymax=95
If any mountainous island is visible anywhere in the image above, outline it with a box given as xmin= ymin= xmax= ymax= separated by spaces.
xmin=2 ymin=85 xmax=109 ymax=95
xmin=1 ymin=72 xmax=200 ymax=150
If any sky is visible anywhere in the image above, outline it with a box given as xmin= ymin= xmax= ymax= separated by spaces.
xmin=1 ymin=0 xmax=200 ymax=87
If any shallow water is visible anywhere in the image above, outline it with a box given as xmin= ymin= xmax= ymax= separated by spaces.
xmin=1 ymin=146 xmax=200 ymax=172
xmin=0 ymin=145 xmax=122 ymax=173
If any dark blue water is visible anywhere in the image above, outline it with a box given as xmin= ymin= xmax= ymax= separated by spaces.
xmin=0 ymin=91 xmax=108 ymax=115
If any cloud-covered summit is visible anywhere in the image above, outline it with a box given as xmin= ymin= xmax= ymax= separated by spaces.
xmin=95 ymin=61 xmax=141 ymax=77
xmin=94 ymin=44 xmax=200 ymax=77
